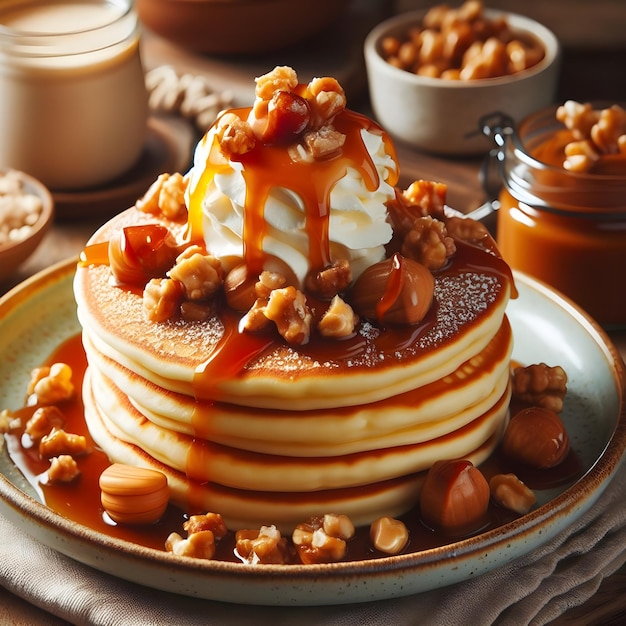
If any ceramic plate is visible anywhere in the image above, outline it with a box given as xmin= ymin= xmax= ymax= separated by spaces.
xmin=0 ymin=259 xmax=624 ymax=606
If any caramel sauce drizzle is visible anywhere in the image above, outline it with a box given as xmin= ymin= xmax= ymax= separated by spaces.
xmin=187 ymin=107 xmax=396 ymax=276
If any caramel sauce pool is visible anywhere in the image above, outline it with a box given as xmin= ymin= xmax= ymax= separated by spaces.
xmin=3 ymin=334 xmax=583 ymax=562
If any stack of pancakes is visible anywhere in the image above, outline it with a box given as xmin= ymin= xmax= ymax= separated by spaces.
xmin=75 ymin=212 xmax=513 ymax=530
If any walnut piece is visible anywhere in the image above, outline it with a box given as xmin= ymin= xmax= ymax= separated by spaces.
xmin=489 ymin=473 xmax=536 ymax=514
xmin=563 ymin=139 xmax=600 ymax=172
xmin=445 ymin=215 xmax=490 ymax=243
xmin=556 ymin=101 xmax=599 ymax=140
xmin=47 ymin=455 xmax=80 ymax=484
xmin=556 ymin=101 xmax=626 ymax=172
xmin=143 ymin=278 xmax=184 ymax=322
xmin=135 ymin=173 xmax=187 ymax=221
xmin=25 ymin=406 xmax=65 ymax=441
xmin=512 ymin=363 xmax=568 ymax=412
xmin=401 ymin=215 xmax=456 ymax=270
xmin=0 ymin=409 xmax=21 ymax=434
xmin=168 ymin=246 xmax=224 ymax=301
xmin=370 ymin=516 xmax=409 ymax=555
xmin=215 ymin=111 xmax=256 ymax=157
xmin=39 ymin=428 xmax=88 ymax=459
xmin=307 ymin=76 xmax=346 ymax=128
xmin=254 ymin=66 xmax=298 ymax=101
xmin=305 ymin=259 xmax=352 ymax=299
xmin=235 ymin=525 xmax=291 ymax=565
xmin=27 ymin=363 xmax=74 ymax=406
xmin=165 ymin=530 xmax=217 ymax=559
xmin=292 ymin=514 xmax=355 ymax=565
xmin=264 ymin=286 xmax=312 ymax=345
xmin=318 ymin=295 xmax=358 ymax=338
xmin=402 ymin=180 xmax=447 ymax=220
xmin=300 ymin=126 xmax=346 ymax=160
xmin=591 ymin=105 xmax=626 ymax=155
xmin=183 ymin=512 xmax=228 ymax=539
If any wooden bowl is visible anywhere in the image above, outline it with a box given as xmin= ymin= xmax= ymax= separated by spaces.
xmin=136 ymin=0 xmax=350 ymax=55
xmin=0 ymin=170 xmax=54 ymax=284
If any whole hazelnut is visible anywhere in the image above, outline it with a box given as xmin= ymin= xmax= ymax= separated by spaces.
xmin=348 ymin=253 xmax=434 ymax=325
xmin=501 ymin=406 xmax=570 ymax=469
xmin=223 ymin=264 xmax=257 ymax=311
xmin=419 ymin=459 xmax=490 ymax=535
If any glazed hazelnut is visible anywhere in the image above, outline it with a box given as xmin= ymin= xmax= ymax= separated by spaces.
xmin=501 ymin=406 xmax=570 ymax=469
xmin=348 ymin=253 xmax=434 ymax=325
xmin=223 ymin=264 xmax=257 ymax=311
xmin=99 ymin=463 xmax=169 ymax=525
xmin=419 ymin=459 xmax=490 ymax=535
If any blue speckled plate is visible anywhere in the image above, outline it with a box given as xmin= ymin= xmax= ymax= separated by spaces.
xmin=0 ymin=259 xmax=624 ymax=605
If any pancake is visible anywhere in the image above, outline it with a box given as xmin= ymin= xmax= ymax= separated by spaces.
xmin=74 ymin=66 xmax=517 ymax=532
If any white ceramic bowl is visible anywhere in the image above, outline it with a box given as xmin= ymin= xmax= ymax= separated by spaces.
xmin=364 ymin=9 xmax=561 ymax=155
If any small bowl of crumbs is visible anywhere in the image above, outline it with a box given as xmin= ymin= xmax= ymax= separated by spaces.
xmin=0 ymin=169 xmax=54 ymax=284
xmin=364 ymin=0 xmax=561 ymax=155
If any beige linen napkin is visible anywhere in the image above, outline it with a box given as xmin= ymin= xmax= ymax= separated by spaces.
xmin=1 ymin=458 xmax=625 ymax=626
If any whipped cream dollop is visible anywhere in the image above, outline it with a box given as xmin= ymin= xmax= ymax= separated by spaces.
xmin=185 ymin=115 xmax=399 ymax=287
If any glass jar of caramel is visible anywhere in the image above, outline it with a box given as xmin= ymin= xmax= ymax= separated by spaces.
xmin=481 ymin=105 xmax=626 ymax=327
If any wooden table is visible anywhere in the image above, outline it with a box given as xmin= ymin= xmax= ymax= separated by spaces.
xmin=2 ymin=11 xmax=626 ymax=624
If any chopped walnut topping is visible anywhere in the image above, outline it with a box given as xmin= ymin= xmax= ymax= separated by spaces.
xmin=215 ymin=112 xmax=256 ymax=157
xmin=184 ymin=512 xmax=228 ymax=539
xmin=143 ymin=278 xmax=184 ymax=322
xmin=239 ymin=271 xmax=289 ymax=333
xmin=489 ymin=473 xmax=536 ymax=514
xmin=300 ymin=126 xmax=346 ymax=160
xmin=401 ymin=215 xmax=456 ymax=270
xmin=370 ymin=516 xmax=409 ymax=555
xmin=512 ymin=363 xmax=568 ymax=412
xmin=292 ymin=514 xmax=355 ymax=565
xmin=254 ymin=66 xmax=298 ymax=101
xmin=403 ymin=180 xmax=447 ymax=220
xmin=39 ymin=428 xmax=88 ymax=459
xmin=255 ymin=270 xmax=287 ymax=299
xmin=135 ymin=173 xmax=187 ymax=221
xmin=235 ymin=525 xmax=291 ymax=565
xmin=166 ymin=530 xmax=217 ymax=559
xmin=318 ymin=295 xmax=358 ymax=338
xmin=47 ymin=455 xmax=80 ymax=484
xmin=27 ymin=363 xmax=74 ymax=406
xmin=239 ymin=299 xmax=274 ymax=333
xmin=264 ymin=286 xmax=313 ymax=345
xmin=305 ymin=259 xmax=352 ymax=299
xmin=307 ymin=76 xmax=346 ymax=128
xmin=25 ymin=406 xmax=65 ymax=441
xmin=168 ymin=247 xmax=224 ymax=301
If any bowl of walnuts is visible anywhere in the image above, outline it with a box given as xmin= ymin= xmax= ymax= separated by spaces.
xmin=0 ymin=169 xmax=54 ymax=284
xmin=364 ymin=1 xmax=561 ymax=155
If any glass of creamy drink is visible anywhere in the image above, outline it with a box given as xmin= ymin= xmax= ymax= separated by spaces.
xmin=0 ymin=0 xmax=148 ymax=190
